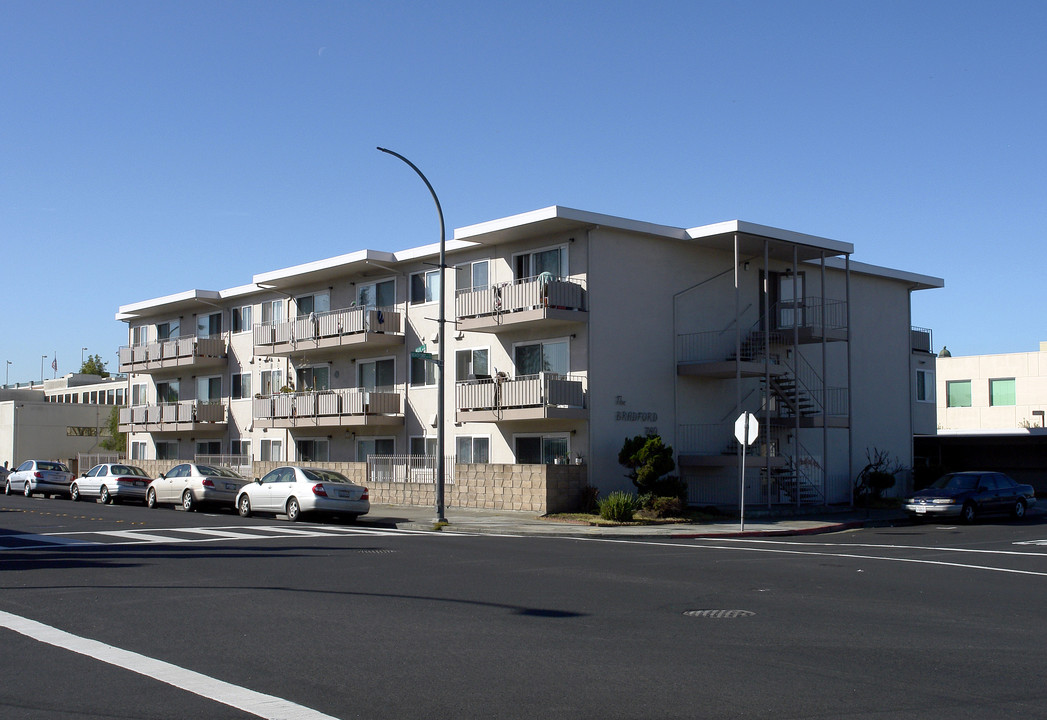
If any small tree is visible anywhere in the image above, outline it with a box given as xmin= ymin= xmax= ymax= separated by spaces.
xmin=618 ymin=434 xmax=680 ymax=498
xmin=80 ymin=353 xmax=110 ymax=378
xmin=99 ymin=406 xmax=125 ymax=453
xmin=855 ymin=447 xmax=905 ymax=504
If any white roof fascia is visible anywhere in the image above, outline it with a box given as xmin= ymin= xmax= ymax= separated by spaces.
xmin=252 ymin=249 xmax=396 ymax=286
xmin=393 ymin=239 xmax=480 ymax=263
xmin=454 ymin=205 xmax=689 ymax=243
xmin=687 ymin=220 xmax=854 ymax=255
xmin=817 ymin=256 xmax=944 ymax=290
xmin=116 ymin=289 xmax=222 ymax=321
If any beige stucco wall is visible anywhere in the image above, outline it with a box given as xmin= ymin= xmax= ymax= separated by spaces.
xmin=936 ymin=342 xmax=1047 ymax=430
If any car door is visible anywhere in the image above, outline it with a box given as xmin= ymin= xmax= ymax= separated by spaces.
xmin=267 ymin=467 xmax=295 ymax=512
xmin=13 ymin=461 xmax=33 ymax=492
xmin=252 ymin=468 xmax=281 ymax=512
xmin=161 ymin=464 xmax=186 ymax=502
xmin=975 ymin=474 xmax=1000 ymax=513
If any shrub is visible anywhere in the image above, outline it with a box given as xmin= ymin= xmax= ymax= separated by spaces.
xmin=598 ymin=491 xmax=638 ymax=522
xmin=619 ymin=435 xmax=676 ymax=496
xmin=637 ymin=495 xmax=684 ymax=519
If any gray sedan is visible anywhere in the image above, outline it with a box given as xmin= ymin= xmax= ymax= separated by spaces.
xmin=71 ymin=463 xmax=152 ymax=504
xmin=148 ymin=463 xmax=250 ymax=511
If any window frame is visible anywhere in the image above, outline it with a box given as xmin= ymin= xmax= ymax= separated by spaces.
xmin=410 ymin=268 xmax=441 ymax=305
xmin=512 ymin=244 xmax=568 ymax=280
xmin=511 ymin=336 xmax=570 ymax=377
xmin=358 ymin=356 xmax=395 ymax=391
xmin=455 ymin=259 xmax=490 ymax=293
xmin=232 ymin=305 xmax=253 ymax=334
xmin=512 ymin=433 xmax=570 ymax=464
xmin=946 ymin=380 xmax=973 ymax=408
xmin=989 ymin=377 xmax=1016 ymax=407
xmin=915 ymin=369 xmax=934 ymax=403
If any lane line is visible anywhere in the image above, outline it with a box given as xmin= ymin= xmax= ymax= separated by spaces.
xmin=0 ymin=610 xmax=340 ymax=720
xmin=712 ymin=537 xmax=1047 ymax=558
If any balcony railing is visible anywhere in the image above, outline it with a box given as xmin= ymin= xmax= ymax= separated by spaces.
xmin=119 ymin=336 xmax=227 ymax=373
xmin=456 ymin=373 xmax=586 ymax=413
xmin=911 ymin=326 xmax=933 ymax=353
xmin=456 ymin=276 xmax=587 ymax=320
xmin=120 ymin=401 xmax=227 ymax=428
xmin=253 ymin=306 xmax=401 ymax=352
xmin=252 ymin=388 xmax=402 ymax=425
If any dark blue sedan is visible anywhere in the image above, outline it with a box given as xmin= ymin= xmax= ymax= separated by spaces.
xmin=905 ymin=471 xmax=1037 ymax=523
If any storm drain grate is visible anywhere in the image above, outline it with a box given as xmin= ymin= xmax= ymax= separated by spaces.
xmin=684 ymin=609 xmax=755 ymax=619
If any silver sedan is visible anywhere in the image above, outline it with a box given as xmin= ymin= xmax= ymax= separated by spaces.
xmin=148 ymin=463 xmax=250 ymax=511
xmin=235 ymin=466 xmax=370 ymax=522
xmin=71 ymin=463 xmax=152 ymax=504
xmin=5 ymin=460 xmax=74 ymax=498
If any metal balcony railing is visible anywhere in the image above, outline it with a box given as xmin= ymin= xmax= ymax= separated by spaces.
xmin=252 ymin=388 xmax=402 ymax=421
xmin=253 ymin=305 xmax=402 ymax=348
xmin=119 ymin=401 xmax=227 ymax=427
xmin=456 ymin=373 xmax=586 ymax=411
xmin=456 ymin=276 xmax=587 ymax=319
xmin=119 ymin=335 xmax=227 ymax=370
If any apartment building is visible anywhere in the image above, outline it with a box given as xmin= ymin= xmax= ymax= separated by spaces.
xmin=116 ymin=206 xmax=942 ymax=508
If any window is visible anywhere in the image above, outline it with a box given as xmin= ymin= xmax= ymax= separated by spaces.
xmin=131 ymin=325 xmax=147 ymax=347
xmin=514 ymin=339 xmax=568 ymax=376
xmin=232 ymin=306 xmax=253 ymax=333
xmin=260 ymin=439 xmax=283 ymax=462
xmin=410 ymin=355 xmax=437 ymax=387
xmin=456 ymin=348 xmax=489 ymax=379
xmin=946 ymin=380 xmax=972 ymax=408
xmin=296 ymin=439 xmax=329 ymax=462
xmin=990 ymin=378 xmax=1016 ymax=407
xmin=197 ymin=376 xmax=222 ymax=403
xmin=197 ymin=312 xmax=222 ymax=338
xmin=261 ymin=299 xmax=284 ymax=325
xmin=357 ymin=437 xmax=394 ymax=461
xmin=296 ymin=366 xmax=330 ymax=391
xmin=116 ymin=388 xmax=125 ymax=405
xmin=156 ymin=441 xmax=178 ymax=460
xmin=410 ymin=269 xmax=441 ymax=304
xmin=410 ymin=436 xmax=438 ymax=456
xmin=514 ymin=435 xmax=568 ymax=464
xmin=232 ymin=373 xmax=252 ymax=400
xmin=196 ymin=441 xmax=221 ymax=456
xmin=456 ymin=436 xmax=490 ymax=464
xmin=295 ymin=292 xmax=330 ymax=317
xmin=231 ymin=440 xmax=251 ymax=460
xmin=107 ymin=390 xmax=115 ymax=405
xmin=456 ymin=260 xmax=489 ymax=293
xmin=358 ymin=279 xmax=395 ymax=309
xmin=132 ymin=383 xmax=147 ymax=405
xmin=131 ymin=442 xmax=146 ymax=460
xmin=514 ymin=246 xmax=565 ymax=280
xmin=260 ymin=369 xmax=281 ymax=396
xmin=156 ymin=320 xmax=179 ymax=340
xmin=359 ymin=358 xmax=394 ymax=391
xmin=916 ymin=369 xmax=934 ymax=403
xmin=156 ymin=380 xmax=179 ymax=404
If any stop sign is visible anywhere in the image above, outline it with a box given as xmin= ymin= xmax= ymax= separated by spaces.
xmin=734 ymin=412 xmax=759 ymax=446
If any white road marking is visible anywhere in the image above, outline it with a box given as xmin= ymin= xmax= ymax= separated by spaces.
xmin=0 ymin=609 xmax=340 ymax=719
xmin=714 ymin=537 xmax=1047 ymax=558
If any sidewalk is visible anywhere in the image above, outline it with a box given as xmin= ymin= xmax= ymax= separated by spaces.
xmin=374 ymin=504 xmax=910 ymax=539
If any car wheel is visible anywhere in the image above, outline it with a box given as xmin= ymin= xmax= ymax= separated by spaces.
xmin=146 ymin=488 xmax=157 ymax=509
xmin=70 ymin=483 xmax=80 ymax=502
xmin=182 ymin=490 xmax=195 ymax=512
xmin=1012 ymin=499 xmax=1026 ymax=520
xmin=23 ymin=481 xmax=33 ymax=498
xmin=237 ymin=494 xmax=251 ymax=518
xmin=961 ymin=502 xmax=976 ymax=524
xmin=100 ymin=485 xmax=111 ymax=505
xmin=286 ymin=497 xmax=301 ymax=522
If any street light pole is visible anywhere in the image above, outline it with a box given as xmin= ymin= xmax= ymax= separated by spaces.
xmin=5 ymin=360 xmax=10 ymax=387
xmin=377 ymin=147 xmax=448 ymax=523
xmin=82 ymin=347 xmax=88 ymax=366
xmin=40 ymin=355 xmax=47 ymax=384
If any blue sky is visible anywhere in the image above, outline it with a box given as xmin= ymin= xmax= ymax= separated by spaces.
xmin=2 ymin=0 xmax=1045 ymax=383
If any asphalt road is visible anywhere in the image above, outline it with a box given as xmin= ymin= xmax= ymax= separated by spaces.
xmin=2 ymin=494 xmax=1047 ymax=720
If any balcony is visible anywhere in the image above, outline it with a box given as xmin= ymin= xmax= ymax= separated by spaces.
xmin=119 ymin=401 xmax=227 ymax=433
xmin=456 ymin=373 xmax=587 ymax=422
xmin=911 ymin=326 xmax=933 ymax=353
xmin=119 ymin=336 xmax=227 ymax=375
xmin=254 ymin=306 xmax=403 ymax=357
xmin=456 ymin=277 xmax=587 ymax=333
xmin=253 ymin=388 xmax=403 ymax=429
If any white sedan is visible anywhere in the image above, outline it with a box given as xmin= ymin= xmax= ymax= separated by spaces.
xmin=235 ymin=466 xmax=370 ymax=522
xmin=148 ymin=463 xmax=250 ymax=511
xmin=5 ymin=460 xmax=74 ymax=498
xmin=71 ymin=463 xmax=152 ymax=504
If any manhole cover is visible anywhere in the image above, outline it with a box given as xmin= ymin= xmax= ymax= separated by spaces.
xmin=684 ymin=609 xmax=755 ymax=619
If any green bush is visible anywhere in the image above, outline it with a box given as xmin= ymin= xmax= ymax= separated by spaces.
xmin=646 ymin=495 xmax=683 ymax=518
xmin=619 ymin=435 xmax=676 ymax=496
xmin=599 ymin=491 xmax=638 ymax=522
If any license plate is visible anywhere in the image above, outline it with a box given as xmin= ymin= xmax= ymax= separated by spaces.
xmin=135 ymin=481 xmax=144 ymax=487
xmin=915 ymin=507 xmax=926 ymax=514
xmin=224 ymin=483 xmax=235 ymax=491
xmin=336 ymin=491 xmax=350 ymax=499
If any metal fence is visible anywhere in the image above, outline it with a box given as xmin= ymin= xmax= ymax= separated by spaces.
xmin=367 ymin=455 xmax=456 ymax=485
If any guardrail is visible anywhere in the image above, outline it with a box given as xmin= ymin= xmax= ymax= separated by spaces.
xmin=456 ymin=276 xmax=587 ymax=319
xmin=456 ymin=373 xmax=585 ymax=411
xmin=253 ymin=306 xmax=401 ymax=347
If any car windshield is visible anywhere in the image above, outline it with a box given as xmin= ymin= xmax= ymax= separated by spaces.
xmin=931 ymin=474 xmax=978 ymax=491
xmin=112 ymin=465 xmax=147 ymax=477
xmin=302 ymin=468 xmax=350 ymax=484
xmin=197 ymin=465 xmax=243 ymax=479
xmin=37 ymin=461 xmax=70 ymax=472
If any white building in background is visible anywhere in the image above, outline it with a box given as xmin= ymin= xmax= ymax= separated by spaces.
xmin=0 ymin=374 xmax=126 ymax=471
xmin=936 ymin=342 xmax=1047 ymax=431
xmin=116 ymin=206 xmax=942 ymax=507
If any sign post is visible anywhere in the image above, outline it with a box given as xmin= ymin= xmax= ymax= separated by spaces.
xmin=734 ymin=411 xmax=759 ymax=531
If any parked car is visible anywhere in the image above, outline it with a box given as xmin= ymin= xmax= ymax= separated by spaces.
xmin=147 ymin=463 xmax=250 ymax=511
xmin=4 ymin=460 xmax=74 ymax=498
xmin=71 ymin=463 xmax=152 ymax=504
xmin=905 ymin=471 xmax=1037 ymax=523
xmin=235 ymin=466 xmax=369 ymax=522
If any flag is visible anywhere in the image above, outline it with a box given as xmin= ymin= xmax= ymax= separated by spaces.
xmin=51 ymin=357 xmax=57 ymax=372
